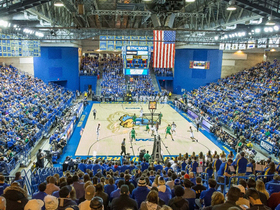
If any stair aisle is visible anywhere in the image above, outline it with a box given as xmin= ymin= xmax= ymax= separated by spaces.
xmin=150 ymin=71 xmax=161 ymax=92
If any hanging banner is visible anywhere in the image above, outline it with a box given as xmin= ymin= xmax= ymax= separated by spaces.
xmin=247 ymin=40 xmax=256 ymax=49
xmin=239 ymin=44 xmax=246 ymax=50
xmin=0 ymin=33 xmax=40 ymax=57
xmin=269 ymin=37 xmax=279 ymax=48
xmin=225 ymin=43 xmax=231 ymax=50
xmin=219 ymin=43 xmax=225 ymax=50
xmin=99 ymin=36 xmax=107 ymax=50
xmin=232 ymin=44 xmax=238 ymax=50
xmin=107 ymin=36 xmax=115 ymax=50
xmin=138 ymin=36 xmax=147 ymax=46
xmin=258 ymin=38 xmax=267 ymax=48
xmin=123 ymin=36 xmax=130 ymax=46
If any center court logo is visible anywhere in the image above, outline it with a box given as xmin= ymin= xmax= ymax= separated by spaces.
xmin=119 ymin=114 xmax=150 ymax=128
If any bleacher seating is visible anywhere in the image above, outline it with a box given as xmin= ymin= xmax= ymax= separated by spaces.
xmin=179 ymin=61 xmax=280 ymax=155
xmin=3 ymin=61 xmax=280 ymax=210
xmin=0 ymin=66 xmax=74 ymax=174
xmin=80 ymin=56 xmax=99 ymax=76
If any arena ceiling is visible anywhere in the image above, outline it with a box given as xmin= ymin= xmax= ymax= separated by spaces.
xmin=0 ymin=0 xmax=280 ymax=45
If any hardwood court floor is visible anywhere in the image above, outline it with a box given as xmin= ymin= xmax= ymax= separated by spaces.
xmin=75 ymin=103 xmax=222 ymax=157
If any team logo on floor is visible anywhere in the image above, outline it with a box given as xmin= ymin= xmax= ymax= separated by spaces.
xmin=119 ymin=114 xmax=151 ymax=128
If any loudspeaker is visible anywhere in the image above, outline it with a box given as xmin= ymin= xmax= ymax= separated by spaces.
xmin=151 ymin=14 xmax=161 ymax=28
xmin=78 ymin=4 xmax=85 ymax=15
xmin=165 ymin=13 xmax=175 ymax=28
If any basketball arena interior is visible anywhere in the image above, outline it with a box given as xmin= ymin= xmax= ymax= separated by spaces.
xmin=1 ymin=0 xmax=280 ymax=209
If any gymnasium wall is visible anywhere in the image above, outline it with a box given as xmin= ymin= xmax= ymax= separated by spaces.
xmin=0 ymin=57 xmax=34 ymax=76
xmin=80 ymin=75 xmax=97 ymax=93
xmin=221 ymin=52 xmax=264 ymax=78
xmin=173 ymin=49 xmax=223 ymax=94
xmin=33 ymin=47 xmax=79 ymax=91
xmin=266 ymin=51 xmax=280 ymax=61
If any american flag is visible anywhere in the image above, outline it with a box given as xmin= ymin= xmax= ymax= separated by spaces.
xmin=153 ymin=30 xmax=176 ymax=68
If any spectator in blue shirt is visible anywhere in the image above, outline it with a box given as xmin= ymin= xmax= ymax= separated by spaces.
xmin=213 ymin=155 xmax=222 ymax=179
xmin=129 ymin=161 xmax=136 ymax=172
xmin=191 ymin=157 xmax=198 ymax=173
xmin=164 ymin=162 xmax=172 ymax=173
xmin=110 ymin=180 xmax=124 ymax=202
xmin=131 ymin=177 xmax=150 ymax=208
xmin=197 ymin=178 xmax=217 ymax=207
xmin=0 ymin=176 xmax=9 ymax=196
xmin=141 ymin=161 xmax=149 ymax=172
xmin=86 ymin=160 xmax=94 ymax=171
xmin=217 ymin=159 xmax=234 ymax=193
xmin=32 ymin=183 xmax=47 ymax=201
xmin=236 ymin=152 xmax=248 ymax=176
xmin=205 ymin=162 xmax=214 ymax=179
xmin=266 ymin=175 xmax=280 ymax=195
xmin=105 ymin=177 xmax=117 ymax=201
xmin=154 ymin=163 xmax=163 ymax=172
xmin=32 ymin=183 xmax=47 ymax=210
xmin=78 ymin=159 xmax=87 ymax=173
xmin=157 ymin=177 xmax=172 ymax=204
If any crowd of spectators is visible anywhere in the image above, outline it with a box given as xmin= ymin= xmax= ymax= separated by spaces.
xmin=1 ymin=149 xmax=280 ymax=209
xmin=101 ymin=57 xmax=125 ymax=97
xmin=101 ymin=56 xmax=161 ymax=99
xmin=80 ymin=56 xmax=100 ymax=76
xmin=128 ymin=75 xmax=156 ymax=98
xmin=0 ymin=66 xmax=74 ymax=173
xmin=182 ymin=61 xmax=280 ymax=155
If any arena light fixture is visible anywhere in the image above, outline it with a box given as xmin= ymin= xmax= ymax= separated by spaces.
xmin=185 ymin=0 xmax=195 ymax=2
xmin=264 ymin=27 xmax=269 ymax=32
xmin=214 ymin=36 xmax=219 ymax=40
xmin=54 ymin=0 xmax=64 ymax=7
xmin=0 ymin=20 xmax=9 ymax=27
xmin=227 ymin=5 xmax=236 ymax=11
xmin=255 ymin=28 xmax=261 ymax=33
xmin=227 ymin=0 xmax=237 ymax=11
xmin=274 ymin=25 xmax=279 ymax=31
xmin=271 ymin=48 xmax=276 ymax=52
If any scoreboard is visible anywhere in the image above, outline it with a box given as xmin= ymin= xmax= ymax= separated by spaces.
xmin=122 ymin=46 xmax=152 ymax=75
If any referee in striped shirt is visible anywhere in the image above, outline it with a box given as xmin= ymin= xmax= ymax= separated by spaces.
xmin=120 ymin=138 xmax=126 ymax=156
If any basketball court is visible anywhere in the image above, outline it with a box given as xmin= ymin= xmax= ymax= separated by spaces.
xmin=75 ymin=102 xmax=223 ymax=158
